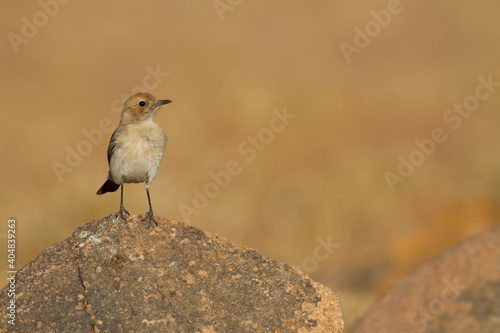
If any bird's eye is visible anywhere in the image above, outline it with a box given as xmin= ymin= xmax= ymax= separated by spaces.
xmin=139 ymin=101 xmax=146 ymax=106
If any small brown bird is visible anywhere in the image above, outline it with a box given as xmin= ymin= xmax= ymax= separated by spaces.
xmin=97 ymin=92 xmax=172 ymax=227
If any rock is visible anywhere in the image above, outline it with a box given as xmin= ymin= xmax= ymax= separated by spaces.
xmin=351 ymin=225 xmax=500 ymax=333
xmin=0 ymin=214 xmax=343 ymax=332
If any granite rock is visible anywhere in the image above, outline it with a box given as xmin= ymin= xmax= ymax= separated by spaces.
xmin=0 ymin=214 xmax=343 ymax=332
xmin=351 ymin=225 xmax=500 ymax=333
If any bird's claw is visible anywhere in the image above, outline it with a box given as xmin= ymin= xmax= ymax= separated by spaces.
xmin=145 ymin=210 xmax=158 ymax=228
xmin=118 ymin=206 xmax=130 ymax=220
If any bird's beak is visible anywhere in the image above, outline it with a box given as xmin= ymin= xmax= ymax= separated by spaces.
xmin=156 ymin=100 xmax=172 ymax=106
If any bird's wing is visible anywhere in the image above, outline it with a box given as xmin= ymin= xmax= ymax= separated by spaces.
xmin=107 ymin=126 xmax=123 ymax=165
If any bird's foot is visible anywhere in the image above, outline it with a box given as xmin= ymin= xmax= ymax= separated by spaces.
xmin=118 ymin=205 xmax=130 ymax=220
xmin=145 ymin=210 xmax=158 ymax=228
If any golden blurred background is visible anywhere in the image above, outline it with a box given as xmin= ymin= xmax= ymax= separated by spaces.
xmin=2 ymin=1 xmax=500 ymax=329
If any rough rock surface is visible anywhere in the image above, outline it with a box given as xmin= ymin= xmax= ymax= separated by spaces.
xmin=351 ymin=225 xmax=500 ymax=333
xmin=0 ymin=214 xmax=343 ymax=332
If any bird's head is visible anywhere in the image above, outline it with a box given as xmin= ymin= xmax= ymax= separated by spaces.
xmin=120 ymin=92 xmax=172 ymax=124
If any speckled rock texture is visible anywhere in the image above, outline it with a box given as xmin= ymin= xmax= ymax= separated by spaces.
xmin=351 ymin=225 xmax=500 ymax=333
xmin=0 ymin=214 xmax=343 ymax=332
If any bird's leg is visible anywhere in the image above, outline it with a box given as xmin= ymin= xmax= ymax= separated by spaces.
xmin=145 ymin=186 xmax=158 ymax=228
xmin=119 ymin=184 xmax=130 ymax=220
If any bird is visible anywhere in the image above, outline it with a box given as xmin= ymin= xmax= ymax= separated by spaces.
xmin=97 ymin=92 xmax=172 ymax=228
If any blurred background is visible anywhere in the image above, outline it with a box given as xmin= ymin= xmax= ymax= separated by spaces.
xmin=2 ymin=1 xmax=500 ymax=330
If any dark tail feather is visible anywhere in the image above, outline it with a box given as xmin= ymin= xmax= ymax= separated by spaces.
xmin=97 ymin=179 xmax=120 ymax=195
